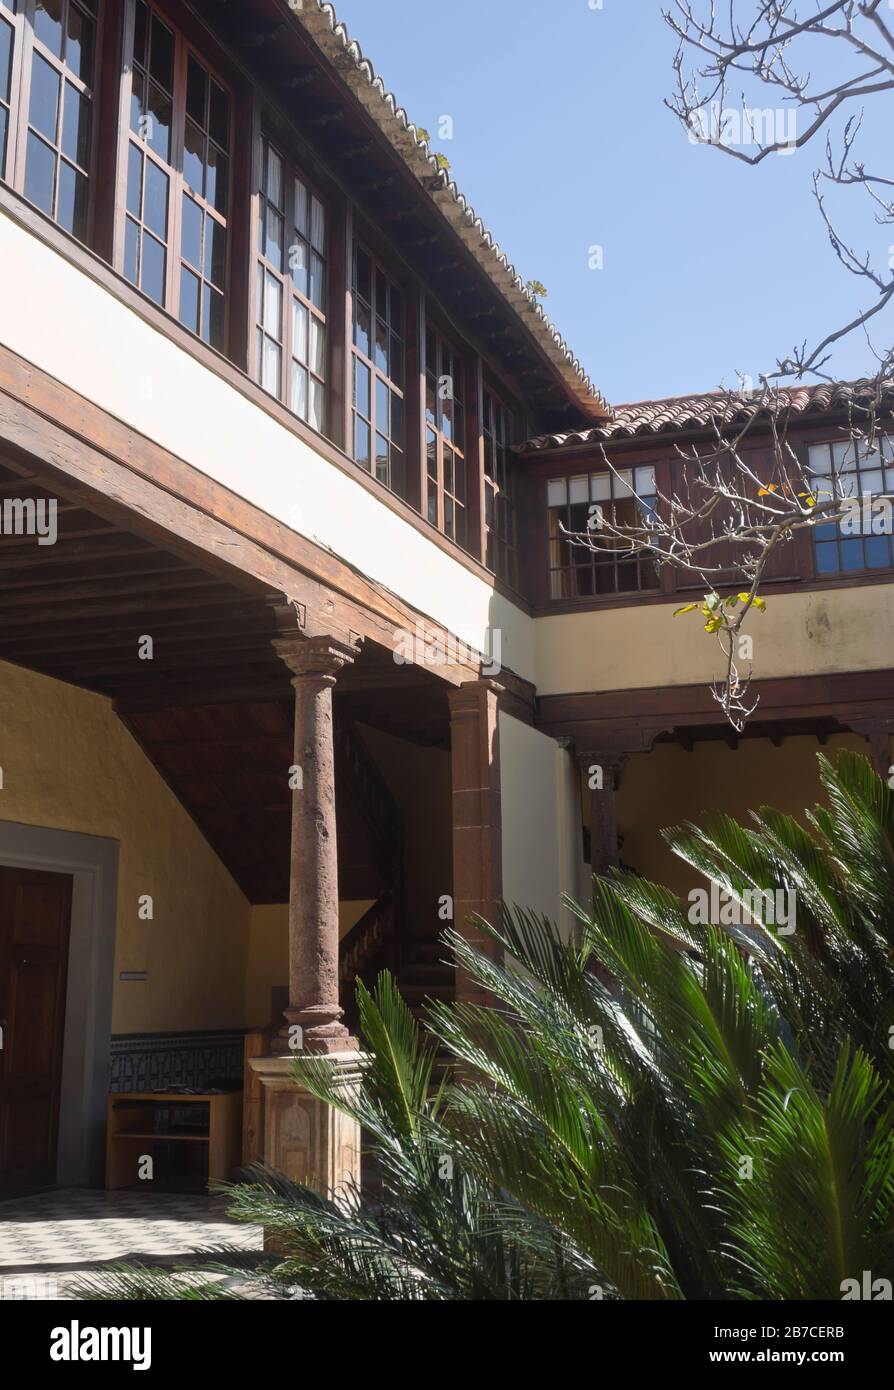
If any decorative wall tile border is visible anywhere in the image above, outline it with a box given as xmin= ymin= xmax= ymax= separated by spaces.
xmin=109 ymin=1031 xmax=246 ymax=1093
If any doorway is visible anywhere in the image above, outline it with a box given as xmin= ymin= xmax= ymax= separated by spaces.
xmin=0 ymin=866 xmax=73 ymax=1194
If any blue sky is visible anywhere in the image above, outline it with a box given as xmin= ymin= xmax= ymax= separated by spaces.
xmin=331 ymin=0 xmax=892 ymax=407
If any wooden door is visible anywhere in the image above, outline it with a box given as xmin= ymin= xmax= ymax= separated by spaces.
xmin=0 ymin=866 xmax=73 ymax=1193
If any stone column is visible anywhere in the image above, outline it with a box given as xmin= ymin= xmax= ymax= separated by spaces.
xmin=578 ymin=750 xmax=627 ymax=878
xmin=249 ymin=625 xmax=361 ymax=1195
xmin=272 ymin=634 xmax=358 ymax=1056
xmin=448 ymin=679 xmax=503 ymax=1006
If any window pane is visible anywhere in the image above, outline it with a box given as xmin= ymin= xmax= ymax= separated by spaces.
xmin=390 ymin=335 xmax=403 ymax=388
xmin=310 ymin=195 xmax=325 ymax=252
xmin=354 ymin=359 xmax=370 ymax=418
xmin=186 ymin=55 xmax=207 ymax=128
xmin=66 ymin=3 xmax=95 ymax=84
xmin=308 ymin=378 xmax=323 ymax=432
xmin=149 ymin=14 xmax=174 ymax=91
xmin=374 ymin=317 xmax=388 ymax=374
xmin=635 ymin=465 xmax=656 ymax=495
xmin=309 ymin=316 xmax=324 ymax=376
xmin=29 ymin=52 xmax=60 ymax=142
xmin=292 ymin=299 xmax=308 ymax=363
xmin=310 ymin=251 xmax=324 ymax=310
xmin=840 ymin=538 xmax=865 ymax=571
xmin=181 ymin=193 xmax=202 ymax=269
xmin=206 ymin=144 xmax=227 ymax=215
xmin=179 ymin=264 xmax=200 ymax=333
xmin=375 ymin=433 xmax=388 ymax=483
xmin=56 ymin=159 xmax=87 ymax=238
xmin=817 ymin=536 xmax=839 ymax=569
xmin=124 ymin=215 xmax=140 ymax=285
xmin=376 ymin=377 xmax=389 ymax=436
xmin=183 ymin=118 xmax=205 ymax=194
xmin=126 ymin=142 xmax=143 ymax=217
xmin=266 ymin=206 xmax=283 ymax=272
xmin=807 ymin=444 xmax=830 ymax=474
xmin=865 ymin=535 xmax=890 ymax=568
xmin=62 ymin=84 xmax=90 ymax=168
xmin=209 ymin=80 xmax=229 ymax=151
xmin=0 ymin=107 xmax=7 ymax=178
xmin=133 ymin=0 xmax=148 ymax=68
xmin=146 ymin=83 xmax=171 ymax=161
xmin=203 ymin=283 xmax=224 ymax=349
xmin=262 ymin=335 xmax=280 ymax=394
xmin=143 ymin=158 xmax=168 ymax=239
xmin=263 ymin=271 xmax=281 ymax=336
xmin=354 ymin=300 xmax=369 ymax=357
xmin=141 ymin=231 xmax=166 ymax=305
xmin=390 ymin=284 xmax=404 ymax=334
xmin=547 ymin=479 xmax=567 ymax=509
xmin=266 ymin=145 xmax=283 ymax=208
xmin=205 ymin=218 xmax=226 ymax=288
xmin=24 ymin=131 xmax=56 ymax=214
xmin=354 ymin=415 xmax=370 ymax=466
xmin=288 ymin=230 xmax=306 ymax=290
xmin=34 ymin=0 xmax=64 ymax=58
xmin=291 ymin=362 xmax=307 ymax=419
xmin=294 ymin=176 xmax=308 ymax=236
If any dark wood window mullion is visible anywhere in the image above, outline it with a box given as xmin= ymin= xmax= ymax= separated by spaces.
xmin=166 ymin=32 xmax=186 ymax=318
xmin=0 ymin=1 xmax=26 ymax=185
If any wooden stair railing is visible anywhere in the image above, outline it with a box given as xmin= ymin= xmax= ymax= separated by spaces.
xmin=339 ymin=890 xmax=398 ymax=1032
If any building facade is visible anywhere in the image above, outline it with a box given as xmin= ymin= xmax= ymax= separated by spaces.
xmin=0 ymin=0 xmax=891 ymax=1195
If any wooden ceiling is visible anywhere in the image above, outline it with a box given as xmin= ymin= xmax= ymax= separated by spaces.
xmin=0 ymin=457 xmax=450 ymax=901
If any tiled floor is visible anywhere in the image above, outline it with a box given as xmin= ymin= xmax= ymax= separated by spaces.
xmin=0 ymin=1188 xmax=264 ymax=1300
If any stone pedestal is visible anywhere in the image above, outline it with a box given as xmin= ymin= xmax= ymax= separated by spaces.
xmin=249 ymin=1052 xmax=363 ymax=1196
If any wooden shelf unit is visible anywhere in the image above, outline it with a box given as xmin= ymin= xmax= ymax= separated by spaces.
xmin=105 ymin=1091 xmax=242 ymax=1191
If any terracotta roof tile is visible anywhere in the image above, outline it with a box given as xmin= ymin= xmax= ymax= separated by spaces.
xmin=291 ymin=2 xmax=609 ymax=418
xmin=517 ymin=378 xmax=894 ymax=452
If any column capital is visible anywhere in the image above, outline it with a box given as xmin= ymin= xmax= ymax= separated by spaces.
xmin=274 ymin=634 xmax=359 ymax=683
xmin=447 ymin=677 xmax=505 ymax=715
xmin=576 ymin=748 xmax=629 ymax=788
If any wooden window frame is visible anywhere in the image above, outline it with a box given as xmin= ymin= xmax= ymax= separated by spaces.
xmin=806 ymin=433 xmax=894 ymax=578
xmin=483 ymin=384 xmax=520 ymax=588
xmin=351 ymin=237 xmax=408 ymax=501
xmin=546 ymin=464 xmax=661 ymax=600
xmin=254 ymin=129 xmax=328 ymax=435
xmin=424 ymin=319 xmax=468 ymax=548
xmin=0 ymin=0 xmax=103 ymax=245
xmin=116 ymin=0 xmax=233 ymax=350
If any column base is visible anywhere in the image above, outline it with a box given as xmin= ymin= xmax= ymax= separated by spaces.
xmin=248 ymin=1051 xmax=363 ymax=1195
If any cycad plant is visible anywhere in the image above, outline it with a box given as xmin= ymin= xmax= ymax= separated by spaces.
xmin=79 ymin=750 xmax=894 ymax=1300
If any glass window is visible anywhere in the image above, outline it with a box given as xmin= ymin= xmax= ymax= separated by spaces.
xmin=547 ymin=465 xmax=660 ymax=599
xmin=806 ymin=437 xmax=894 ymax=574
xmin=352 ymin=242 xmax=406 ymax=498
xmin=483 ymin=389 xmax=519 ymax=587
xmin=5 ymin=0 xmax=98 ymax=241
xmin=424 ymin=324 xmax=466 ymax=546
xmin=124 ymin=0 xmax=230 ymax=347
xmin=253 ymin=136 xmax=327 ymax=433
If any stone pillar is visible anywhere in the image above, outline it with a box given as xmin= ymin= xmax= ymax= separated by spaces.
xmin=578 ymin=751 xmax=627 ymax=877
xmin=273 ymin=634 xmax=358 ymax=1055
xmin=250 ymin=624 xmax=361 ymax=1194
xmin=448 ymin=679 xmax=503 ymax=1006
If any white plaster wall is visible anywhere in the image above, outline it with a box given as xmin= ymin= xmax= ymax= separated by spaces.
xmin=0 ymin=211 xmax=535 ymax=682
xmin=500 ymin=713 xmax=584 ymax=938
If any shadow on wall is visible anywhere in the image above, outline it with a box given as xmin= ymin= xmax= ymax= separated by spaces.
xmin=613 ymin=733 xmax=868 ymax=899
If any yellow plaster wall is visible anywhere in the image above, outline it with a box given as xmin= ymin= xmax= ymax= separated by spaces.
xmin=535 ymin=584 xmax=894 ymax=696
xmin=0 ymin=661 xmax=251 ymax=1033
xmin=612 ymin=733 xmax=873 ymax=898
